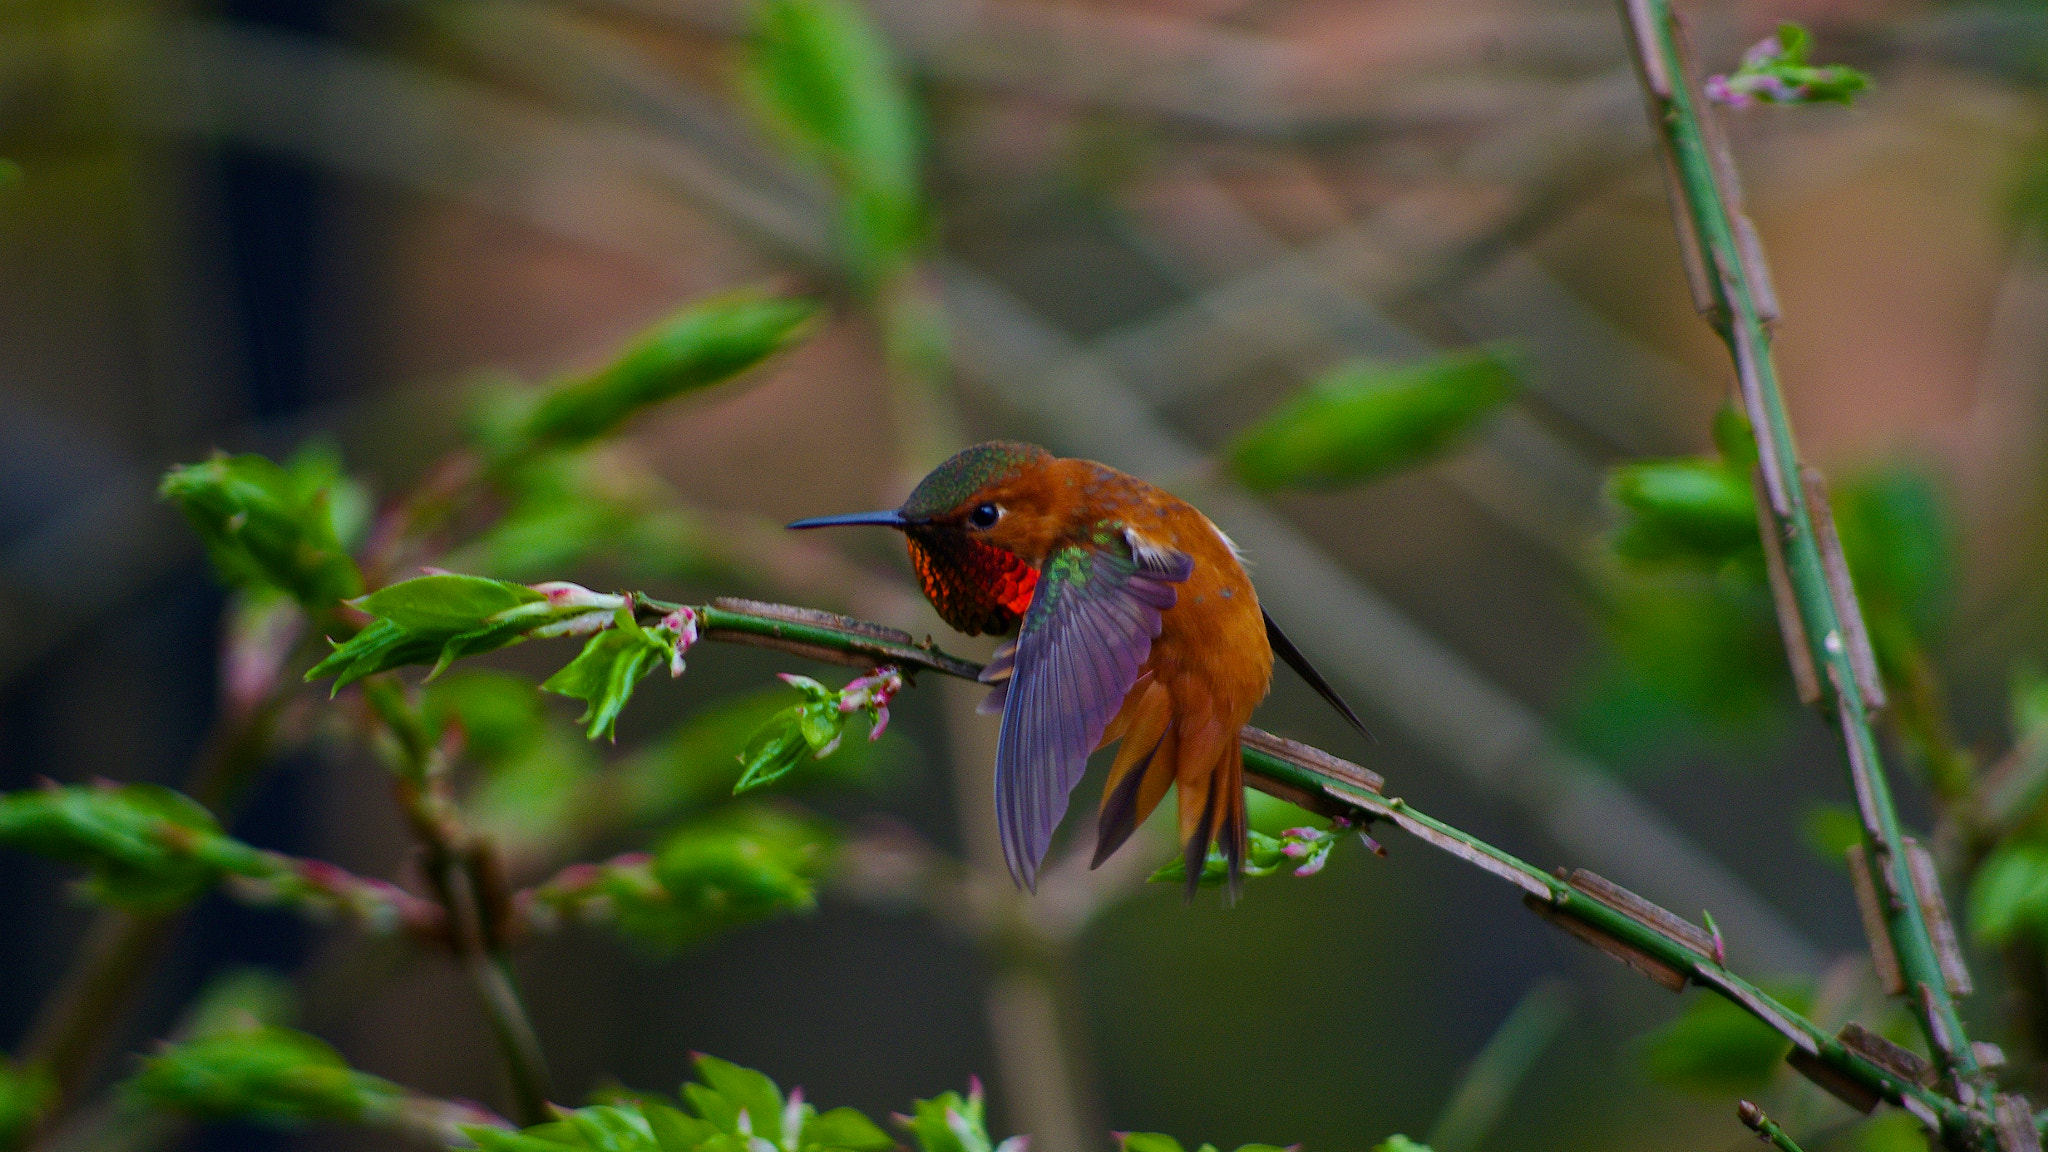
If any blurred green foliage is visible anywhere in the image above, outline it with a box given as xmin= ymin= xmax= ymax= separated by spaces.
xmin=449 ymin=451 xmax=710 ymax=583
xmin=1119 ymin=1135 xmax=1290 ymax=1152
xmin=1606 ymin=458 xmax=1757 ymax=570
xmin=1968 ymin=841 xmax=2048 ymax=945
xmin=1854 ymin=1111 xmax=1929 ymax=1152
xmin=744 ymin=0 xmax=926 ymax=286
xmin=534 ymin=805 xmax=834 ymax=953
xmin=129 ymin=1025 xmax=409 ymax=1127
xmin=0 ymin=1063 xmax=52 ymax=1149
xmin=1636 ymin=984 xmax=1811 ymax=1095
xmin=1798 ymin=803 xmax=1861 ymax=868
xmin=160 ymin=448 xmax=366 ymax=611
xmin=1226 ymin=348 xmax=1520 ymax=492
xmin=1577 ymin=413 xmax=1959 ymax=776
xmin=505 ymin=293 xmax=819 ymax=458
xmin=0 ymin=783 xmax=249 ymax=911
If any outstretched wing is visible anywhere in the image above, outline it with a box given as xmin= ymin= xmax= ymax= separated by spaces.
xmin=995 ymin=536 xmax=1193 ymax=889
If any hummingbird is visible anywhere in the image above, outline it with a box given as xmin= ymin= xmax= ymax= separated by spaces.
xmin=790 ymin=441 xmax=1367 ymax=895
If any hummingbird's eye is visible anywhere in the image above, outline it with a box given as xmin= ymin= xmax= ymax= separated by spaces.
xmin=968 ymin=502 xmax=1001 ymax=529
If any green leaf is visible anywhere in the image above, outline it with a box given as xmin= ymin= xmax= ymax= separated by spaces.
xmin=900 ymin=1086 xmax=993 ymax=1152
xmin=1566 ymin=571 xmax=1789 ymax=768
xmin=804 ymin=1107 xmax=895 ymax=1152
xmin=1226 ymin=348 xmax=1519 ymax=491
xmin=1969 ymin=841 xmax=2048 ymax=945
xmin=1607 ymin=458 xmax=1758 ymax=569
xmin=0 ymin=159 xmax=22 ymax=189
xmin=1799 ymin=803 xmax=1862 ymax=868
xmin=358 ymin=574 xmax=544 ymax=632
xmin=2015 ymin=663 xmax=2048 ymax=741
xmin=466 ymin=1060 xmax=895 ymax=1152
xmin=1854 ymin=1112 xmax=1926 ymax=1152
xmin=746 ymin=0 xmax=926 ymax=284
xmin=0 ymin=784 xmax=233 ymax=910
xmin=306 ymin=574 xmax=602 ymax=690
xmin=542 ymin=609 xmax=677 ymax=741
xmin=1707 ymin=22 xmax=1870 ymax=108
xmin=514 ymin=292 xmax=818 ymax=455
xmin=1833 ymin=468 xmax=1952 ymax=644
xmin=0 ymin=1062 xmax=53 ymax=1149
xmin=539 ymin=807 xmax=834 ymax=953
xmin=1371 ymin=1139 xmax=1433 ymax=1152
xmin=160 ymin=451 xmax=364 ymax=609
xmin=1638 ymin=985 xmax=1811 ymax=1095
xmin=692 ymin=1055 xmax=786 ymax=1142
xmin=619 ymin=692 xmax=824 ymax=820
xmin=127 ymin=1026 xmax=408 ymax=1127
xmin=1120 ymin=1137 xmax=1188 ymax=1152
xmin=736 ymin=707 xmax=826 ymax=794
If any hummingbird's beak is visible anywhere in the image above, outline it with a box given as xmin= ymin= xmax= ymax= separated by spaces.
xmin=785 ymin=509 xmax=910 ymax=531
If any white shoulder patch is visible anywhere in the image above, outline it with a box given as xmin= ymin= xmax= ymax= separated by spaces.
xmin=1208 ymin=519 xmax=1247 ymax=563
xmin=1124 ymin=527 xmax=1190 ymax=578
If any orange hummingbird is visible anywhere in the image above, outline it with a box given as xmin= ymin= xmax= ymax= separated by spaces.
xmin=790 ymin=441 xmax=1366 ymax=894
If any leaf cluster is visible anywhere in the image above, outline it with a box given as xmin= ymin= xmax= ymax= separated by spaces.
xmin=128 ymin=1026 xmax=411 ymax=1128
xmin=467 ymin=1055 xmax=972 ymax=1152
xmin=159 ymin=448 xmax=366 ymax=611
xmin=1635 ymin=985 xmax=1812 ymax=1095
xmin=1706 ymin=23 xmax=1872 ymax=109
xmin=531 ymin=806 xmax=834 ymax=953
xmin=1225 ymin=347 xmax=1520 ymax=492
xmin=1148 ymin=823 xmax=1349 ymax=887
xmin=0 ymin=783 xmax=263 ymax=911
xmin=734 ymin=672 xmax=896 ymax=794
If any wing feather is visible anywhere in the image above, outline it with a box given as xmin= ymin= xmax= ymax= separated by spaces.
xmin=995 ymin=543 xmax=1191 ymax=889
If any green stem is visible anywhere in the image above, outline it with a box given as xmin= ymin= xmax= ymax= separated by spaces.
xmin=1426 ymin=980 xmax=1571 ymax=1152
xmin=1616 ymin=0 xmax=1984 ymax=1101
xmin=618 ymin=595 xmax=1972 ymax=1141
xmin=1738 ymin=1101 xmax=1808 ymax=1152
xmin=361 ymin=680 xmax=554 ymax=1126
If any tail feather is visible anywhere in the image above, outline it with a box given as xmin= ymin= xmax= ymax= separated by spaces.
xmin=1182 ymin=771 xmax=1220 ymax=903
xmin=1094 ymin=680 xmax=1174 ymax=868
xmin=1174 ymin=714 xmax=1229 ymax=900
xmin=1218 ymin=741 xmax=1246 ymax=904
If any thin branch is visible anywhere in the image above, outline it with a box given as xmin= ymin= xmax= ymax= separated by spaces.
xmin=1738 ymin=1101 xmax=1809 ymax=1152
xmin=1616 ymin=0 xmax=1988 ymax=1107
xmin=618 ymin=594 xmax=1966 ymax=1138
xmin=361 ymin=681 xmax=555 ymax=1127
xmin=19 ymin=677 xmax=293 ymax=1130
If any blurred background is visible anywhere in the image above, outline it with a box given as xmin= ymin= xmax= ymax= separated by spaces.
xmin=4 ymin=0 xmax=2048 ymax=1150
